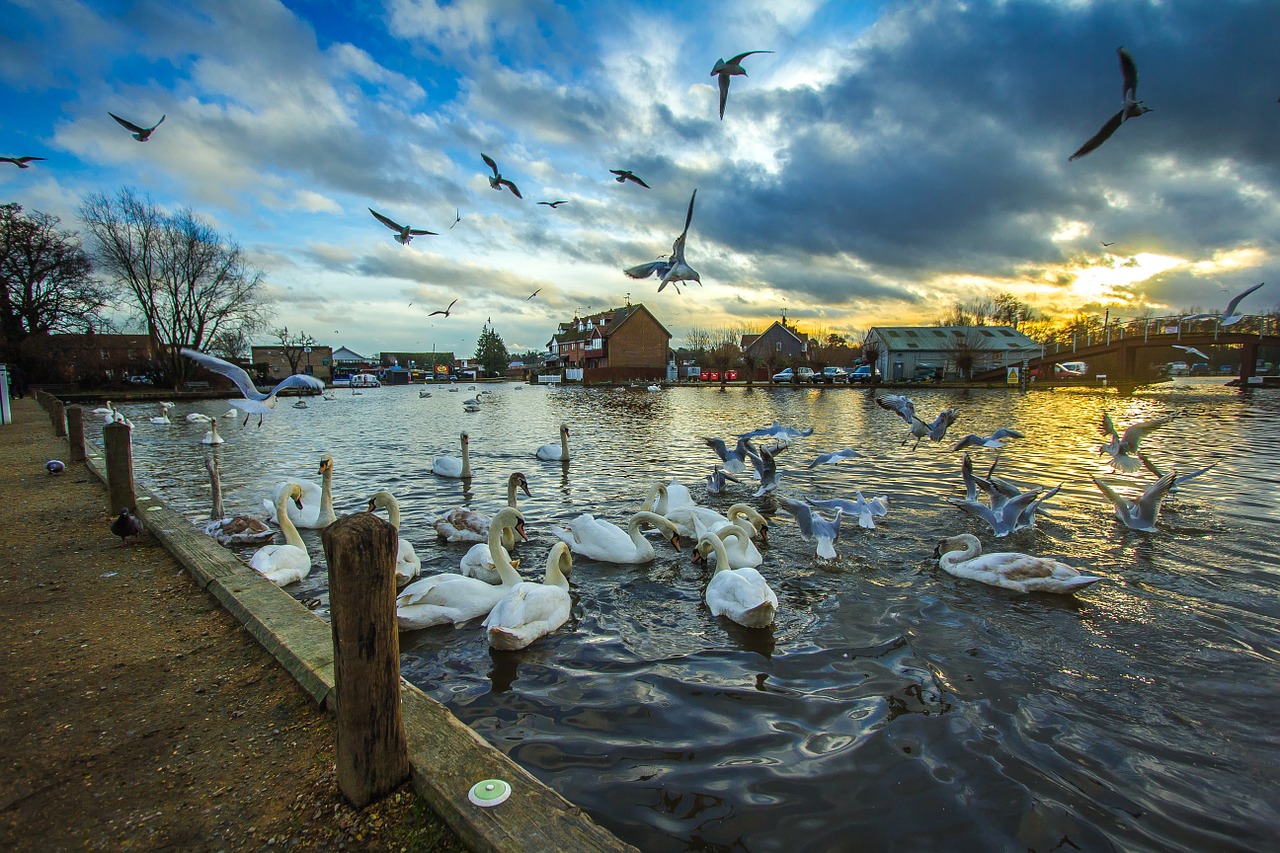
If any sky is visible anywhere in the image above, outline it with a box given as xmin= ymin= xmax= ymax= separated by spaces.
xmin=2 ymin=0 xmax=1278 ymax=359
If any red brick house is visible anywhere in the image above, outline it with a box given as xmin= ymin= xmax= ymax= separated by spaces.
xmin=546 ymin=303 xmax=672 ymax=382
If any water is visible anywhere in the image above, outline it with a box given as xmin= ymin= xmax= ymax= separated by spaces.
xmin=108 ymin=379 xmax=1280 ymax=851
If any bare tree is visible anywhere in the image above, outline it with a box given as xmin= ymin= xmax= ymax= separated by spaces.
xmin=945 ymin=328 xmax=992 ymax=380
xmin=207 ymin=327 xmax=250 ymax=361
xmin=706 ymin=327 xmax=742 ymax=388
xmin=684 ymin=327 xmax=713 ymax=364
xmin=0 ymin=203 xmax=110 ymax=366
xmin=273 ymin=326 xmax=317 ymax=374
xmin=79 ymin=188 xmax=273 ymax=388
xmin=857 ymin=331 xmax=882 ymax=385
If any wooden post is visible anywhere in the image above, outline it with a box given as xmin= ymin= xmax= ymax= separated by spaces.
xmin=51 ymin=398 xmax=66 ymax=437
xmin=103 ymin=421 xmax=137 ymax=514
xmin=321 ymin=512 xmax=409 ymax=807
xmin=67 ymin=406 xmax=86 ymax=462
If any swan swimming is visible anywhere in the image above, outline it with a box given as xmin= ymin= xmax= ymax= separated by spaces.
xmin=483 ymin=542 xmax=574 ymax=650
xmin=536 ymin=424 xmax=571 ymax=461
xmin=934 ymin=534 xmax=1103 ymax=594
xmin=432 ymin=432 xmax=472 ymax=478
xmin=693 ymin=531 xmax=777 ymax=628
xmin=264 ymin=456 xmax=337 ymax=529
xmin=249 ymin=485 xmax=311 ymax=586
xmin=366 ymin=490 xmax=422 ymax=586
xmin=551 ymin=510 xmax=682 ymax=565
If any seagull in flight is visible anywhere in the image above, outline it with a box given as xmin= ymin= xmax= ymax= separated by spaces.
xmin=780 ymin=498 xmax=842 ymax=561
xmin=538 ymin=200 xmax=568 ymax=208
xmin=807 ymin=448 xmax=862 ymax=468
xmin=1171 ymin=344 xmax=1210 ymax=361
xmin=1099 ymin=411 xmax=1173 ymax=473
xmin=876 ymin=394 xmax=959 ymax=450
xmin=482 ymin=153 xmax=522 ymax=198
xmin=1069 ymin=47 xmax=1151 ymax=161
xmin=109 ymin=111 xmax=166 ymax=142
xmin=1180 ymin=282 xmax=1265 ymax=327
xmin=179 ymin=348 xmax=324 ymax=428
xmin=449 ymin=208 xmax=461 ymax=229
xmin=525 ymin=289 xmax=542 ymax=301
xmin=429 ymin=298 xmax=458 ymax=317
xmin=1092 ymin=471 xmax=1177 ymax=532
xmin=711 ymin=50 xmax=773 ymax=120
xmin=368 ymin=208 xmax=437 ymax=245
xmin=1 ymin=156 xmax=45 ymax=168
xmin=623 ymin=189 xmax=700 ymax=293
xmin=609 ymin=170 xmax=650 ymax=188
xmin=950 ymin=427 xmax=1025 ymax=451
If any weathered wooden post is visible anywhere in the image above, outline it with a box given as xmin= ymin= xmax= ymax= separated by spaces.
xmin=66 ymin=406 xmax=86 ymax=462
xmin=51 ymin=398 xmax=66 ymax=437
xmin=321 ymin=512 xmax=409 ymax=807
xmin=102 ymin=421 xmax=137 ymax=514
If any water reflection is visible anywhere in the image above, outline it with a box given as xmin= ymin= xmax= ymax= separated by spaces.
xmin=108 ymin=378 xmax=1280 ymax=851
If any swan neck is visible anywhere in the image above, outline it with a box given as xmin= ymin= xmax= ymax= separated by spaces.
xmin=460 ymin=436 xmax=471 ymax=478
xmin=320 ymin=465 xmax=335 ymax=518
xmin=708 ymin=534 xmax=731 ymax=574
xmin=383 ymin=493 xmax=401 ymax=530
xmin=276 ymin=492 xmax=305 ymax=548
xmin=487 ymin=519 xmax=521 ymax=584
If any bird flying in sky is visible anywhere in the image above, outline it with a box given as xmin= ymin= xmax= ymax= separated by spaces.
xmin=711 ymin=50 xmax=773 ymax=119
xmin=109 ymin=111 xmax=166 ymax=142
xmin=1069 ymin=47 xmax=1150 ymax=161
xmin=1 ymin=156 xmax=45 ymax=168
xmin=482 ymin=153 xmax=522 ymax=198
xmin=368 ymin=208 xmax=437 ymax=245
xmin=609 ymin=169 xmax=650 ymax=188
xmin=429 ymin=298 xmax=459 ymax=317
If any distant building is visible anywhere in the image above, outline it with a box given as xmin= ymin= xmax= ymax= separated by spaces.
xmin=741 ymin=320 xmax=808 ymax=379
xmin=545 ymin=303 xmax=672 ymax=382
xmin=864 ymin=325 xmax=1039 ymax=381
xmin=251 ymin=344 xmax=333 ymax=382
xmin=27 ymin=332 xmax=157 ymax=385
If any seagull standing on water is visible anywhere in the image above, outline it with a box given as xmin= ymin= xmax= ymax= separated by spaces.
xmin=711 ymin=50 xmax=773 ymax=119
xmin=780 ymin=498 xmax=843 ymax=561
xmin=1180 ymin=282 xmax=1265 ymax=327
xmin=109 ymin=112 xmax=166 ymax=141
xmin=1068 ymin=47 xmax=1151 ymax=161
xmin=482 ymin=153 xmax=522 ymax=198
xmin=368 ymin=208 xmax=437 ymax=245
xmin=1092 ymin=471 xmax=1177 ymax=532
xmin=179 ymin=348 xmax=324 ymax=428
xmin=1 ymin=156 xmax=45 ymax=168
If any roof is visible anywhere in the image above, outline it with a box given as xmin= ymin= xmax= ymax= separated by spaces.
xmin=548 ymin=303 xmax=671 ymax=346
xmin=331 ymin=346 xmax=367 ymax=362
xmin=868 ymin=325 xmax=1039 ymax=352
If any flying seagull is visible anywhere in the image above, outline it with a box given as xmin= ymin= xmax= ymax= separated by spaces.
xmin=368 ymin=208 xmax=437 ymax=245
xmin=950 ymin=427 xmax=1025 ymax=451
xmin=1068 ymin=47 xmax=1151 ymax=161
xmin=876 ymin=394 xmax=959 ymax=450
xmin=780 ymin=498 xmax=842 ymax=561
xmin=610 ymin=169 xmax=651 ymax=188
xmin=1 ymin=156 xmax=45 ymax=168
xmin=538 ymin=200 xmax=568 ymax=208
xmin=623 ymin=189 xmax=700 ymax=293
xmin=429 ymin=298 xmax=458 ymax=317
xmin=710 ymin=50 xmax=773 ymax=120
xmin=179 ymin=348 xmax=324 ymax=428
xmin=482 ymin=153 xmax=522 ymax=198
xmin=1180 ymin=282 xmax=1265 ymax=327
xmin=1092 ymin=471 xmax=1177 ymax=532
xmin=807 ymin=448 xmax=862 ymax=468
xmin=1099 ymin=411 xmax=1173 ymax=473
xmin=1171 ymin=344 xmax=1210 ymax=361
xmin=525 ymin=289 xmax=542 ymax=301
xmin=450 ymin=208 xmax=461 ymax=229
xmin=109 ymin=111 xmax=166 ymax=142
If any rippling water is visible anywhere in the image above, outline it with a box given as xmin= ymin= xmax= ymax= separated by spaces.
xmin=108 ymin=379 xmax=1280 ymax=851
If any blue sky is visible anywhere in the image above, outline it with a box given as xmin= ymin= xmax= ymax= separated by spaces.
xmin=2 ymin=0 xmax=1277 ymax=358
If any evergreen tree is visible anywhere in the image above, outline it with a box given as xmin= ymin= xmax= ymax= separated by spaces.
xmin=474 ymin=322 xmax=509 ymax=377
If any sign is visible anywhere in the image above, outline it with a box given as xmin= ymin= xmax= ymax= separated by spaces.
xmin=1006 ymin=367 xmax=1019 ymax=384
xmin=435 ymin=364 xmax=449 ymax=374
xmin=1163 ymin=326 xmax=1179 ymax=334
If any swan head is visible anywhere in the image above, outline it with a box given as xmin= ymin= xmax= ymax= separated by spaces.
xmin=934 ymin=533 xmax=979 ymax=561
xmin=509 ymin=472 xmax=531 ymax=497
xmin=560 ymin=423 xmax=570 ymax=438
xmin=548 ymin=541 xmax=572 ymax=578
xmin=366 ymin=490 xmax=394 ymax=513
xmin=286 ymin=484 xmax=305 ymax=510
xmin=691 ymin=535 xmax=719 ymax=566
xmin=318 ymin=455 xmax=334 ymax=475
xmin=461 ymin=431 xmax=469 ymax=446
xmin=492 ymin=507 xmax=527 ymax=543
xmin=729 ymin=504 xmax=769 ymax=543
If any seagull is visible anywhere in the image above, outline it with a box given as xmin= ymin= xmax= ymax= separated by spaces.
xmin=1068 ymin=47 xmax=1151 ymax=161
xmin=429 ymin=298 xmax=458 ymax=317
xmin=179 ymin=348 xmax=324 ymax=428
xmin=780 ymin=498 xmax=842 ymax=560
xmin=807 ymin=448 xmax=862 ymax=468
xmin=746 ymin=442 xmax=783 ymax=497
xmin=876 ymin=394 xmax=959 ymax=450
xmin=46 ymin=459 xmax=65 ymax=474
xmin=111 ymin=507 xmax=145 ymax=545
xmin=109 ymin=111 xmax=166 ymax=142
xmin=450 ymin=208 xmax=461 ymax=229
xmin=368 ymin=208 xmax=437 ymax=245
xmin=704 ymin=466 xmax=743 ymax=495
xmin=1101 ymin=241 xmax=1115 ymax=247
xmin=609 ymin=170 xmax=650 ymax=188
xmin=806 ymin=493 xmax=889 ymax=530
xmin=1137 ymin=452 xmax=1219 ymax=496
xmin=951 ymin=489 xmax=1049 ymax=539
xmin=738 ymin=421 xmax=814 ymax=443
xmin=525 ymin=289 xmax=542 ymax=301
xmin=1171 ymin=344 xmax=1210 ymax=361
xmin=623 ymin=189 xmax=700 ymax=293
xmin=481 ymin=153 xmax=522 ymax=198
xmin=950 ymin=428 xmax=1025 ymax=451
xmin=1100 ymin=411 xmax=1173 ymax=473
xmin=703 ymin=435 xmax=754 ymax=474
xmin=1180 ymin=282 xmax=1265 ymax=326
xmin=1 ymin=156 xmax=45 ymax=168
xmin=538 ymin=200 xmax=568 ymax=208
xmin=711 ymin=50 xmax=773 ymax=119
xmin=1092 ymin=471 xmax=1177 ymax=532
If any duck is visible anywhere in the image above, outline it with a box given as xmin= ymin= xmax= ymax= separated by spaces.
xmin=933 ymin=534 xmax=1103 ymax=594
xmin=536 ymin=423 xmax=571 ymax=461
xmin=432 ymin=472 xmax=530 ymax=545
xmin=249 ymin=485 xmax=311 ymax=586
xmin=395 ymin=508 xmax=526 ymax=630
xmin=551 ymin=510 xmax=682 ymax=565
xmin=263 ymin=456 xmax=337 ymax=529
xmin=483 ymin=541 xmax=574 ymax=650
xmin=366 ymin=490 xmax=422 ymax=586
xmin=432 ymin=432 xmax=472 ymax=478
xmin=459 ymin=541 xmax=521 ymax=584
xmin=148 ymin=402 xmax=174 ymax=424
xmin=693 ymin=531 xmax=777 ymax=628
xmin=201 ymin=420 xmax=224 ymax=445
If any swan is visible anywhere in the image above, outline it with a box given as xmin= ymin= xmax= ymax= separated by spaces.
xmin=690 ymin=504 xmax=768 ymax=567
xmin=432 ymin=432 xmax=472 ymax=478
xmin=92 ymin=401 xmax=114 ymax=415
xmin=148 ymin=402 xmax=174 ymax=424
xmin=463 ymin=398 xmax=481 ymax=412
xmin=483 ymin=541 xmax=574 ymax=650
xmin=644 ymin=480 xmax=700 ymax=536
xmin=419 ymin=390 xmax=432 ymax=398
xmin=693 ymin=532 xmax=777 ymax=628
xmin=536 ymin=423 xmax=570 ymax=461
xmin=263 ymin=456 xmax=337 ymax=529
xmin=432 ymin=472 xmax=529 ymax=545
xmin=185 ymin=412 xmax=213 ymax=423
xmin=459 ymin=542 xmax=521 ymax=584
xmin=933 ymin=534 xmax=1103 ymax=594
xmin=395 ymin=508 xmax=526 ymax=630
xmin=551 ymin=510 xmax=682 ymax=565
xmin=201 ymin=420 xmax=224 ymax=445
xmin=367 ymin=491 xmax=422 ymax=586
xmin=695 ymin=525 xmax=763 ymax=570
xmin=249 ymin=485 xmax=311 ymax=586
xmin=222 ymin=408 xmax=238 ymax=419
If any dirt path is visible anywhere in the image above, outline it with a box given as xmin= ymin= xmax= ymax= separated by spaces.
xmin=0 ymin=397 xmax=465 ymax=852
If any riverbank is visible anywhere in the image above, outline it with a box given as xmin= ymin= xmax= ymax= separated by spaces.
xmin=0 ymin=396 xmax=464 ymax=851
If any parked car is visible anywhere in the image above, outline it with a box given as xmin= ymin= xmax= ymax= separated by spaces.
xmin=1189 ymin=362 xmax=1211 ymax=376
xmin=847 ymin=365 xmax=873 ymax=383
xmin=1166 ymin=361 xmax=1190 ymax=376
xmin=814 ymin=367 xmax=846 ymax=384
xmin=772 ymin=368 xmax=795 ymax=382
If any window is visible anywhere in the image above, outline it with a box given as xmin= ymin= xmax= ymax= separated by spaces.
xmin=776 ymin=342 xmax=782 ymax=351
xmin=980 ymin=329 xmax=995 ymax=337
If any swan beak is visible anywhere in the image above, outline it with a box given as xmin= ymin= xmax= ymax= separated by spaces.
xmin=691 ymin=548 xmax=704 ymax=565
xmin=516 ymin=520 xmax=528 ymax=542
xmin=293 ymin=497 xmax=305 ymax=510
xmin=366 ymin=499 xmax=376 ymax=512
xmin=669 ymin=534 xmax=682 ymax=552
xmin=519 ymin=479 xmax=531 ymax=497
xmin=511 ymin=559 xmax=521 ymax=570
xmin=931 ymin=542 xmax=943 ymax=558
xmin=758 ymin=524 xmax=769 ymax=545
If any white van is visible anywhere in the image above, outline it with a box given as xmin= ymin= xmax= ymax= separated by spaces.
xmin=1059 ymin=361 xmax=1088 ymax=375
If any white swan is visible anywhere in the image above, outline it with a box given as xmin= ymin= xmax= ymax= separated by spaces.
xmin=536 ymin=424 xmax=571 ymax=461
xmin=933 ymin=534 xmax=1103 ymax=594
xmin=367 ymin=490 xmax=422 ymax=586
xmin=222 ymin=408 xmax=238 ymax=419
xmin=201 ymin=420 xmax=224 ymax=445
xmin=483 ymin=541 xmax=574 ymax=650
xmin=644 ymin=480 xmax=700 ymax=536
xmin=690 ymin=504 xmax=767 ymax=568
xmin=249 ymin=485 xmax=311 ymax=586
xmin=551 ymin=510 xmax=682 ymax=565
xmin=432 ymin=432 xmax=472 ymax=478
xmin=148 ymin=402 xmax=174 ymax=424
xmin=694 ymin=532 xmax=777 ymax=628
xmin=185 ymin=412 xmax=213 ymax=423
xmin=263 ymin=456 xmax=337 ymax=529
xmin=432 ymin=472 xmax=530 ymax=546
xmin=92 ymin=401 xmax=114 ymax=415
xmin=459 ymin=541 xmax=521 ymax=584
xmin=395 ymin=508 xmax=526 ymax=630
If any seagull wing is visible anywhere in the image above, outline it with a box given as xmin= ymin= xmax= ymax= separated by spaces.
xmin=148 ymin=115 xmax=166 ymax=133
xmin=407 ymin=228 xmax=438 ymax=236
xmin=876 ymin=394 xmax=915 ymax=425
xmin=1120 ymin=415 xmax=1173 ymax=447
xmin=481 ymin=153 xmax=499 ymax=177
xmin=779 ymin=499 xmax=816 ymax=541
xmin=717 ymin=72 xmax=731 ymax=119
xmin=1068 ymin=109 xmax=1124 ymax=161
xmin=109 ymin=112 xmax=146 ymax=134
xmin=369 ymin=208 xmax=404 ymax=232
xmin=1117 ymin=47 xmax=1140 ymax=104
xmin=1091 ymin=476 xmax=1133 ymax=514
xmin=631 ymin=174 xmax=651 ymax=188
xmin=727 ymin=50 xmax=774 ymax=66
xmin=1223 ymin=281 xmax=1265 ymax=316
xmin=180 ymin=348 xmax=265 ymax=401
xmin=1135 ymin=471 xmax=1178 ymax=526
xmin=681 ymin=189 xmax=697 ymax=237
xmin=951 ymin=434 xmax=988 ymax=451
xmin=500 ymin=179 xmax=522 ymax=198
xmin=624 ymin=260 xmax=669 ymax=280
xmin=268 ymin=373 xmax=325 ymax=398
xmin=989 ymin=427 xmax=1024 ymax=441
